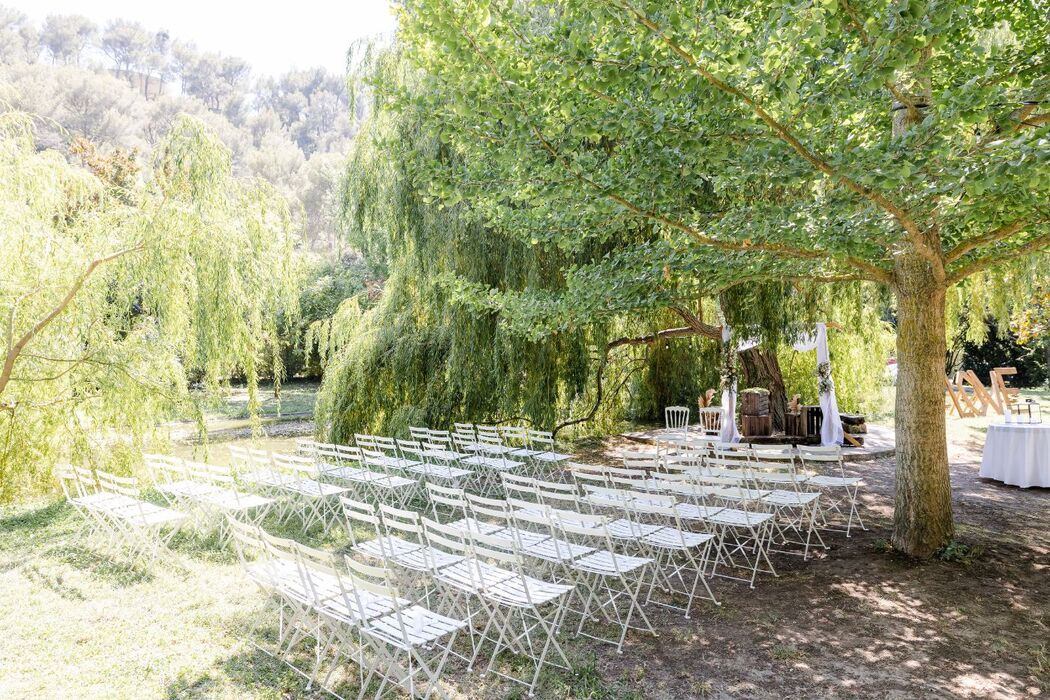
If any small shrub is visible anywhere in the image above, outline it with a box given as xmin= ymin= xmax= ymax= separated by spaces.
xmin=935 ymin=540 xmax=985 ymax=564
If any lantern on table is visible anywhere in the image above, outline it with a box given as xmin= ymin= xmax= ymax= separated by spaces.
xmin=1005 ymin=399 xmax=1041 ymax=424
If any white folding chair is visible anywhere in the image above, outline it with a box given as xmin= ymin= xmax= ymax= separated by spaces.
xmin=749 ymin=452 xmax=826 ymax=558
xmin=94 ymin=469 xmax=188 ymax=566
xmin=799 ymin=445 xmax=866 ymax=537
xmin=272 ymin=452 xmax=349 ymax=533
xmin=550 ymin=510 xmax=657 ymax=654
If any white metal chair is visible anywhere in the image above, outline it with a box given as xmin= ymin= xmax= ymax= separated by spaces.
xmin=665 ymin=405 xmax=690 ymax=435
xmin=550 ymin=509 xmax=657 ymax=653
xmin=799 ymin=445 xmax=866 ymax=537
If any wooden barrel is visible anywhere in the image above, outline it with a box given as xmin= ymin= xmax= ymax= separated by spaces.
xmin=741 ymin=392 xmax=770 ymax=416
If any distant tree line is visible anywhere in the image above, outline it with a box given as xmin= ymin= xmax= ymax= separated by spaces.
xmin=0 ymin=5 xmax=365 ymax=251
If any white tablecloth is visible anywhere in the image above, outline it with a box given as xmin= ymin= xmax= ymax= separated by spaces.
xmin=979 ymin=423 xmax=1050 ymax=488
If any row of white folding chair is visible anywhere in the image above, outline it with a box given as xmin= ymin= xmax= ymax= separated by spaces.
xmin=668 ymin=445 xmax=865 ymax=538
xmin=424 ymin=424 xmax=570 ymax=481
xmin=611 ymin=452 xmax=825 ymax=551
xmin=144 ymin=453 xmax=274 ymax=542
xmin=228 ymin=516 xmax=465 ymax=699
xmin=556 ymin=466 xmax=779 ymax=588
xmin=231 ymin=446 xmax=349 ymax=533
xmin=501 ymin=475 xmax=718 ymax=620
xmin=57 ymin=464 xmax=187 ymax=566
xmin=346 ymin=489 xmax=653 ymax=664
xmin=297 ymin=441 xmax=420 ymax=510
xmin=342 ymin=497 xmax=572 ymax=695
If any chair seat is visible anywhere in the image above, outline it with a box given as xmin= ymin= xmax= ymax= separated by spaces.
xmin=75 ymin=493 xmax=140 ymax=512
xmin=420 ymin=449 xmax=467 ymax=461
xmin=159 ymin=480 xmax=221 ymax=498
xmin=714 ymin=487 xmax=771 ymax=501
xmin=807 ymin=475 xmax=862 ymax=488
xmin=282 ymin=479 xmax=348 ymax=497
xmin=762 ymin=490 xmax=820 ymax=507
xmin=109 ymin=502 xmax=187 ymax=527
xmin=605 ymin=518 xmax=664 ymax=539
xmin=460 ymin=455 xmax=523 ymax=471
xmin=476 ymin=444 xmax=513 ymax=455
xmin=485 ymin=574 xmax=574 ymax=608
xmin=364 ymin=606 xmax=467 ymax=651
xmin=372 ymin=475 xmax=418 ymax=490
xmin=707 ymin=508 xmax=773 ymax=527
xmin=571 ymin=550 xmax=651 ymax=576
xmin=504 ymin=528 xmax=549 ymax=548
xmin=241 ymin=471 xmax=295 ymax=487
xmin=353 ymin=535 xmax=422 ymax=560
xmin=391 ymin=546 xmax=465 ymax=572
xmin=507 ymin=447 xmax=544 ymax=458
xmin=200 ymin=490 xmax=273 ymax=511
xmin=642 ymin=528 xmax=714 ymax=549
xmin=319 ymin=589 xmax=408 ymax=624
xmin=532 ymin=451 xmax=571 ymax=463
xmin=435 ymin=559 xmax=514 ymax=593
xmin=446 ymin=517 xmax=505 ymax=536
xmin=753 ymin=473 xmax=809 ymax=485
xmin=522 ymin=537 xmax=594 ymax=563
xmin=673 ymin=503 xmax=724 ymax=521
xmin=406 ymin=463 xmax=471 ymax=480
xmin=322 ymin=466 xmax=370 ymax=481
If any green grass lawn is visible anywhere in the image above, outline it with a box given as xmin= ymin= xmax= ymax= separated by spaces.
xmin=0 ymin=498 xmax=638 ymax=700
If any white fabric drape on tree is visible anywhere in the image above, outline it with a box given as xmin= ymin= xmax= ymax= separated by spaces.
xmin=719 ymin=325 xmax=742 ymax=443
xmin=793 ymin=322 xmax=843 ymax=446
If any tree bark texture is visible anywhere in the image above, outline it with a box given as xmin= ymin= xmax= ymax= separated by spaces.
xmin=739 ymin=346 xmax=787 ymax=432
xmin=891 ymin=254 xmax=954 ymax=557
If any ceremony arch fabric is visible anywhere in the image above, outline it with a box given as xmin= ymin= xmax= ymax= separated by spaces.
xmin=720 ymin=322 xmax=842 ymax=447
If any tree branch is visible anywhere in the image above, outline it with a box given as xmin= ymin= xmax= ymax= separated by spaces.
xmin=610 ymin=0 xmax=937 ymax=277
xmin=0 ymin=244 xmax=144 ymax=398
xmin=947 ymin=233 xmax=1050 ymax=284
xmin=944 ymin=218 xmax=1029 ymax=264
xmin=452 ymin=14 xmax=891 ymax=283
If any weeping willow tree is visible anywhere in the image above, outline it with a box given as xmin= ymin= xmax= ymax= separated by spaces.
xmin=315 ymin=49 xmax=732 ymax=441
xmin=314 ymin=47 xmax=890 ymax=445
xmin=0 ymin=112 xmax=299 ymax=501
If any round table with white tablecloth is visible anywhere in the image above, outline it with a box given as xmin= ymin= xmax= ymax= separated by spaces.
xmin=979 ymin=423 xmax=1050 ymax=488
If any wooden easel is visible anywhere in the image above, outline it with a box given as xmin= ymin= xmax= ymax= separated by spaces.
xmin=945 ymin=367 xmax=1018 ymax=418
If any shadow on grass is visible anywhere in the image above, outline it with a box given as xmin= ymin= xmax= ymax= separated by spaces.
xmin=22 ymin=562 xmax=87 ymax=601
xmin=166 ymin=528 xmax=237 ymax=566
xmin=0 ymin=499 xmax=69 ymax=534
xmin=44 ymin=543 xmax=154 ymax=586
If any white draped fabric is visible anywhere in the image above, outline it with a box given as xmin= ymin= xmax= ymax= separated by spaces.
xmin=719 ymin=326 xmax=742 ymax=443
xmin=793 ymin=322 xmax=843 ymax=446
xmin=718 ymin=322 xmax=842 ymax=446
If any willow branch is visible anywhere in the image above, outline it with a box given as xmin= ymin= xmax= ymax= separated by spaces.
xmin=452 ymin=16 xmax=890 ymax=283
xmin=610 ymin=0 xmax=935 ymax=277
xmin=0 ymin=244 xmax=144 ymax=398
xmin=947 ymin=233 xmax=1050 ymax=284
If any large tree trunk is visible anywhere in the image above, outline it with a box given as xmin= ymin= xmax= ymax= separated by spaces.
xmin=738 ymin=346 xmax=787 ymax=432
xmin=892 ymin=255 xmax=954 ymax=556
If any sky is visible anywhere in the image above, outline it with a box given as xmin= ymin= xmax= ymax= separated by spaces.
xmin=7 ymin=0 xmax=399 ymax=77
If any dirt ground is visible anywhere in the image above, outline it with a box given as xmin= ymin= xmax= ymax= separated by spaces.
xmin=566 ymin=430 xmax=1049 ymax=699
